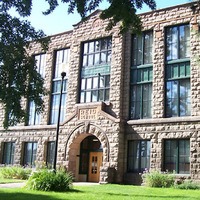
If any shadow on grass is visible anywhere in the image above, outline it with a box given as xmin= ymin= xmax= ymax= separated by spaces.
xmin=55 ymin=189 xmax=83 ymax=193
xmin=0 ymin=188 xmax=82 ymax=200
xmin=106 ymin=192 xmax=200 ymax=199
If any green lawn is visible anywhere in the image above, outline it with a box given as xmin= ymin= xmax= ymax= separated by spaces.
xmin=0 ymin=184 xmax=200 ymax=200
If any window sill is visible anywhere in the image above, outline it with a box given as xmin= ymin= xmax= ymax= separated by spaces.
xmin=127 ymin=116 xmax=200 ymax=125
xmin=131 ymin=64 xmax=153 ymax=69
xmin=0 ymin=124 xmax=57 ymax=131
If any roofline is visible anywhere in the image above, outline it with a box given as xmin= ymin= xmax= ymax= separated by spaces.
xmin=72 ymin=2 xmax=196 ymax=27
xmin=73 ymin=9 xmax=103 ymax=27
xmin=49 ymin=2 xmax=197 ymax=36
xmin=138 ymin=1 xmax=197 ymax=16
xmin=49 ymin=30 xmax=73 ymax=38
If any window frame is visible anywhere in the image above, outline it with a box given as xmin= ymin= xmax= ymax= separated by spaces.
xmin=82 ymin=38 xmax=112 ymax=67
xmin=131 ymin=30 xmax=153 ymax=67
xmin=80 ymin=37 xmax=112 ymax=103
xmin=23 ymin=142 xmax=37 ymax=167
xmin=165 ymin=75 xmax=191 ymax=117
xmin=2 ymin=142 xmax=15 ymax=165
xmin=28 ymin=53 xmax=46 ymax=126
xmin=127 ymin=140 xmax=151 ymax=173
xmin=130 ymin=30 xmax=153 ymax=120
xmin=165 ymin=23 xmax=190 ymax=62
xmin=50 ymin=48 xmax=70 ymax=124
xmin=80 ymin=74 xmax=110 ymax=103
xmin=164 ymin=139 xmax=190 ymax=174
xmin=165 ymin=24 xmax=191 ymax=118
xmin=46 ymin=141 xmax=55 ymax=168
xmin=28 ymin=100 xmax=41 ymax=126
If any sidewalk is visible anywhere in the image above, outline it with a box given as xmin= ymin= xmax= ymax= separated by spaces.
xmin=0 ymin=182 xmax=26 ymax=188
xmin=0 ymin=182 xmax=99 ymax=188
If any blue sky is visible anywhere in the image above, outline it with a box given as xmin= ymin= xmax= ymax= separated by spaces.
xmin=14 ymin=0 xmax=191 ymax=36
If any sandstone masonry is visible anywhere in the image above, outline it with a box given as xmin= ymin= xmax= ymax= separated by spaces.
xmin=0 ymin=2 xmax=200 ymax=185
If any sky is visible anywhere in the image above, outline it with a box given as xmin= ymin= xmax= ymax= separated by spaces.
xmin=12 ymin=0 xmax=192 ymax=36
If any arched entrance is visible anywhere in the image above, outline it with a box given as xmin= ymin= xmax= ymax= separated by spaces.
xmin=65 ymin=123 xmax=110 ymax=183
xmin=79 ymin=135 xmax=103 ymax=182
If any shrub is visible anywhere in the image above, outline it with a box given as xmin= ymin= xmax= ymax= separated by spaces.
xmin=141 ymin=168 xmax=175 ymax=188
xmin=25 ymin=168 xmax=73 ymax=191
xmin=0 ymin=165 xmax=32 ymax=180
xmin=174 ymin=181 xmax=200 ymax=190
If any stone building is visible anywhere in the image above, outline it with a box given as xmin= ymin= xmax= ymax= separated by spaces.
xmin=0 ymin=2 xmax=200 ymax=184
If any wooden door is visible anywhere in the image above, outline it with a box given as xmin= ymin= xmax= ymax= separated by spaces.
xmin=88 ymin=152 xmax=103 ymax=182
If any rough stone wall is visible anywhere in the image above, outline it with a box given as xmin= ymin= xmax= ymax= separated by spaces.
xmin=58 ymin=114 xmax=122 ymax=182
xmin=123 ymin=3 xmax=200 ymax=184
xmin=0 ymin=126 xmax=57 ymax=165
xmin=0 ymin=10 xmax=125 ymax=183
xmin=123 ymin=3 xmax=200 ymax=120
xmin=61 ymin=11 xmax=125 ymax=182
xmin=27 ymin=31 xmax=73 ymax=126
xmin=124 ymin=121 xmax=200 ymax=184
xmin=0 ymin=2 xmax=200 ymax=185
xmin=66 ymin=10 xmax=123 ymax=119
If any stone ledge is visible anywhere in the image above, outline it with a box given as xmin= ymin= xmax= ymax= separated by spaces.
xmin=0 ymin=124 xmax=57 ymax=131
xmin=127 ymin=116 xmax=200 ymax=125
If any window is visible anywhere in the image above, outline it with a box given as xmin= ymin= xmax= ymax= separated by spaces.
xmin=164 ymin=139 xmax=190 ymax=174
xmin=50 ymin=49 xmax=70 ymax=124
xmin=28 ymin=101 xmax=41 ymax=125
xmin=127 ymin=140 xmax=151 ymax=173
xmin=80 ymin=38 xmax=112 ymax=103
xmin=28 ymin=54 xmax=46 ymax=125
xmin=166 ymin=62 xmax=191 ymax=117
xmin=165 ymin=24 xmax=190 ymax=117
xmin=23 ymin=142 xmax=37 ymax=167
xmin=130 ymin=31 xmax=153 ymax=119
xmin=166 ymin=24 xmax=190 ymax=61
xmin=2 ymin=142 xmax=15 ymax=165
xmin=46 ymin=142 xmax=55 ymax=167
xmin=132 ymin=31 xmax=153 ymax=66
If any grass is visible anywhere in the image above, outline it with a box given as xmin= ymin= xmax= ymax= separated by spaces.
xmin=0 ymin=184 xmax=200 ymax=200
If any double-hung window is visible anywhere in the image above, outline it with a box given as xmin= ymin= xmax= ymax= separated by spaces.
xmin=28 ymin=54 xmax=46 ymax=125
xmin=23 ymin=142 xmax=37 ymax=167
xmin=164 ymin=139 xmax=190 ymax=174
xmin=46 ymin=141 xmax=55 ymax=167
xmin=165 ymin=24 xmax=191 ymax=117
xmin=50 ymin=49 xmax=70 ymax=124
xmin=130 ymin=31 xmax=153 ymax=119
xmin=2 ymin=142 xmax=15 ymax=165
xmin=127 ymin=140 xmax=151 ymax=173
xmin=80 ymin=38 xmax=112 ymax=103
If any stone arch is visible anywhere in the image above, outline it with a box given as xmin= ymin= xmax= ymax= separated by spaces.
xmin=64 ymin=122 xmax=110 ymax=179
xmin=65 ymin=122 xmax=110 ymax=162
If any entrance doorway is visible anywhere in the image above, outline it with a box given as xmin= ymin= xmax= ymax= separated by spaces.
xmin=79 ymin=135 xmax=103 ymax=182
xmin=88 ymin=152 xmax=103 ymax=182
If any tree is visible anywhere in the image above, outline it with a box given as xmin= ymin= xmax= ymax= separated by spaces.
xmin=0 ymin=0 xmax=157 ymax=129
xmin=0 ymin=1 xmax=49 ymax=128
